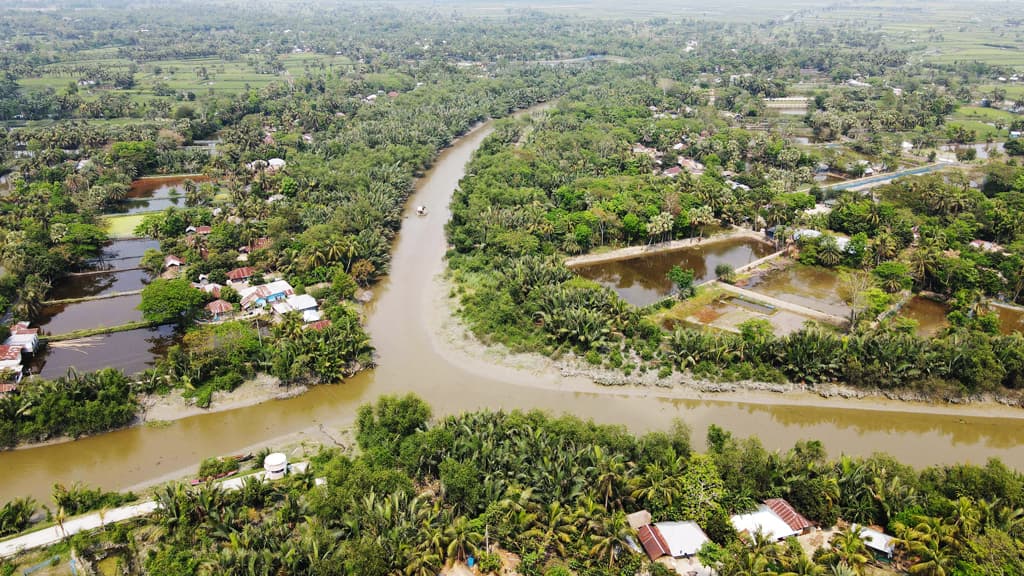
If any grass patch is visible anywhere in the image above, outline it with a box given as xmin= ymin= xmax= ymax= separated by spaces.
xmin=43 ymin=321 xmax=164 ymax=342
xmin=646 ymin=284 xmax=725 ymax=327
xmin=102 ymin=214 xmax=147 ymax=239
xmin=953 ymin=106 xmax=1020 ymax=122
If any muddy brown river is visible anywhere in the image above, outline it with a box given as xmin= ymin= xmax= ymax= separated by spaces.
xmin=2 ymin=112 xmax=1024 ymax=503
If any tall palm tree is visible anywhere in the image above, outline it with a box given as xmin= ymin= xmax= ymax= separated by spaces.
xmin=444 ymin=515 xmax=481 ymax=562
xmin=588 ymin=511 xmax=634 ymax=569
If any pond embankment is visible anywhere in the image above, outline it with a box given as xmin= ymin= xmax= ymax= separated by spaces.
xmin=564 ymin=228 xmax=771 ymax=267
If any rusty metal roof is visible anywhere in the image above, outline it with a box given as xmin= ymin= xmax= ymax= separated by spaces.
xmin=764 ymin=498 xmax=813 ymax=532
xmin=638 ymin=524 xmax=671 ymax=561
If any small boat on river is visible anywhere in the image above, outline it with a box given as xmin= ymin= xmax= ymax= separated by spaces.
xmin=416 ymin=205 xmax=428 ymax=216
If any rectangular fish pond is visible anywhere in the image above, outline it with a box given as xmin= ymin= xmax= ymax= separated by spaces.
xmin=674 ymin=295 xmax=819 ymax=336
xmin=897 ymin=296 xmax=949 ymax=337
xmin=29 ymin=325 xmax=180 ymax=380
xmin=571 ymin=236 xmax=776 ymax=307
xmin=744 ymin=263 xmax=851 ymax=319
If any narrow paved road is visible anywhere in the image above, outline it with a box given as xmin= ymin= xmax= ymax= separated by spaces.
xmin=0 ymin=501 xmax=159 ymax=558
xmin=825 ymin=162 xmax=952 ymax=192
xmin=0 ymin=462 xmax=308 ymax=559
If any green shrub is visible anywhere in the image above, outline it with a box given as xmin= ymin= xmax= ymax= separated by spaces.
xmin=195 ymin=386 xmax=214 ymax=408
xmin=198 ymin=456 xmax=240 ymax=478
xmin=52 ymin=483 xmax=136 ymax=515
xmin=474 ymin=551 xmax=502 ymax=573
xmin=585 ymin=349 xmax=602 ymax=365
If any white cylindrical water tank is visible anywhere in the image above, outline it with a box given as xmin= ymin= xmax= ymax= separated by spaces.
xmin=263 ymin=453 xmax=288 ymax=480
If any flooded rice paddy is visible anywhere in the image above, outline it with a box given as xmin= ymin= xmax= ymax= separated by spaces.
xmin=87 ymin=239 xmax=160 ymax=270
xmin=573 ymin=237 xmax=776 ymax=307
xmin=4 ymin=111 xmax=1024 ymax=503
xmin=105 ymin=175 xmax=209 ymax=215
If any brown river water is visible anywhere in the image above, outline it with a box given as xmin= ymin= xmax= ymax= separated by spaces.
xmin=2 ymin=111 xmax=1024 ymax=502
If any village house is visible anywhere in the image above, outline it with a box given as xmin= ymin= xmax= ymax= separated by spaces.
xmin=205 ymin=299 xmax=234 ymax=321
xmin=239 ymin=280 xmax=295 ymax=310
xmin=0 ymin=345 xmax=24 ymax=382
xmin=164 ymin=254 xmax=185 ymax=269
xmin=852 ymin=524 xmax=895 ymax=559
xmin=305 ymin=319 xmax=332 ymax=331
xmin=638 ymin=521 xmax=710 ymax=561
xmin=271 ymin=293 xmax=321 ymax=322
xmin=663 ymin=166 xmax=682 ymax=178
xmin=678 ymin=157 xmax=705 ymax=176
xmin=226 ymin=266 xmax=257 ymax=285
xmin=632 ymin=144 xmax=663 ymax=160
xmin=5 ymin=322 xmax=39 ymax=354
xmin=730 ymin=498 xmax=814 ymax=542
xmin=969 ymin=239 xmax=1004 ymax=253
xmin=194 ymin=282 xmax=223 ymax=299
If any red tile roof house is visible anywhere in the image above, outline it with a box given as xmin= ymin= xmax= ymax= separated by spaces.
xmin=305 ymin=319 xmax=332 ymax=331
xmin=226 ymin=266 xmax=257 ymax=285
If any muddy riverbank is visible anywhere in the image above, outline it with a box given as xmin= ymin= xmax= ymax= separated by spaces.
xmin=141 ymin=374 xmax=301 ymax=423
xmin=431 ymin=273 xmax=1024 ymax=418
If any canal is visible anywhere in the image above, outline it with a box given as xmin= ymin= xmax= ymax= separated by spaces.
xmin=3 ymin=108 xmax=1024 ymax=503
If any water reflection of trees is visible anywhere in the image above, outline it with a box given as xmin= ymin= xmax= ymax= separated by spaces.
xmin=575 ymin=239 xmax=775 ymax=306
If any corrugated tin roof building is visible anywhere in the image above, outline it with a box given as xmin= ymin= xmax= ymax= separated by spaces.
xmin=764 ymin=498 xmax=814 ymax=534
xmin=731 ymin=505 xmax=799 ymax=542
xmin=853 ymin=524 xmax=895 ymax=558
xmin=638 ymin=521 xmax=710 ymax=560
xmin=638 ymin=525 xmax=671 ymax=561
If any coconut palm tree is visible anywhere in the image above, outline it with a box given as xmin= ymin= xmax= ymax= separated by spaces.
xmin=588 ymin=511 xmax=634 ymax=569
xmin=443 ymin=515 xmax=481 ymax=562
xmin=893 ymin=515 xmax=959 ymax=576
xmin=818 ymin=526 xmax=870 ymax=574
